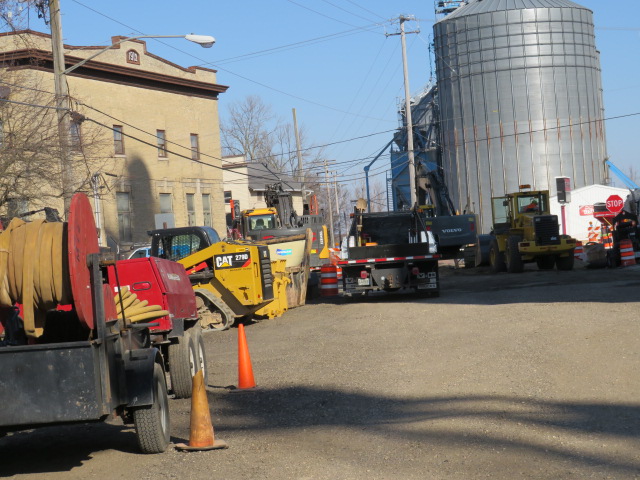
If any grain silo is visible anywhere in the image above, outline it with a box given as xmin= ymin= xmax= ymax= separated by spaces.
xmin=433 ymin=0 xmax=607 ymax=232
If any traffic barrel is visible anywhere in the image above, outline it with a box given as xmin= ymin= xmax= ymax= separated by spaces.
xmin=574 ymin=241 xmax=585 ymax=262
xmin=619 ymin=239 xmax=636 ymax=267
xmin=320 ymin=264 xmax=339 ymax=297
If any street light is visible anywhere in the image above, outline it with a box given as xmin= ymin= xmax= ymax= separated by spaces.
xmin=62 ymin=34 xmax=216 ymax=75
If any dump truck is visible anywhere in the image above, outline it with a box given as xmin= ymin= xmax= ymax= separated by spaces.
xmin=337 ymin=204 xmax=440 ymax=296
xmin=483 ymin=186 xmax=577 ymax=273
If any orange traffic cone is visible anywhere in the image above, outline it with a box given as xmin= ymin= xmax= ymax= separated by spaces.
xmin=175 ymin=370 xmax=228 ymax=451
xmin=237 ymin=323 xmax=256 ymax=389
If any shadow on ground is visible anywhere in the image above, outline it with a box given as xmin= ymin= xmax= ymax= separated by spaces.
xmin=211 ymin=386 xmax=640 ymax=474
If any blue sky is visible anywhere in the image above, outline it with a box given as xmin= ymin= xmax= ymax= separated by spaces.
xmin=21 ymin=0 xmax=640 ymax=189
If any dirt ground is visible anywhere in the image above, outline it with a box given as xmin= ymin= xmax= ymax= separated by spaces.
xmin=2 ymin=261 xmax=640 ymax=479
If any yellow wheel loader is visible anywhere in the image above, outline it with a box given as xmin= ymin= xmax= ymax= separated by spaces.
xmin=488 ymin=186 xmax=576 ymax=273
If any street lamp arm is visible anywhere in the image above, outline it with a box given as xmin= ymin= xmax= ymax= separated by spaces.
xmin=62 ymin=34 xmax=215 ymax=75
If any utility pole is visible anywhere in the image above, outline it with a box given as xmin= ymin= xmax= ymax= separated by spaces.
xmin=332 ymin=171 xmax=342 ymax=244
xmin=323 ymin=159 xmax=335 ymax=247
xmin=387 ymin=15 xmax=419 ymax=208
xmin=292 ymin=108 xmax=305 ymax=208
xmin=49 ymin=0 xmax=74 ymax=216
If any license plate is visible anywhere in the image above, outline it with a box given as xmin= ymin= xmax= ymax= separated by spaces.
xmin=418 ymin=284 xmax=436 ymax=289
xmin=357 ymin=278 xmax=370 ymax=286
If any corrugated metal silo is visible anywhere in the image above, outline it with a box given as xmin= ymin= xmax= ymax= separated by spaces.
xmin=434 ymin=0 xmax=607 ymax=232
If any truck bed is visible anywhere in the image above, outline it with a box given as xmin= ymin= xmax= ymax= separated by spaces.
xmin=0 ymin=340 xmax=103 ymax=428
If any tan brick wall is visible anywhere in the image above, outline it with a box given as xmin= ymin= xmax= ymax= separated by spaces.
xmin=0 ymin=32 xmax=227 ymax=248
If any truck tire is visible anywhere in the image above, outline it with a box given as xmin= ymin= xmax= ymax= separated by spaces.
xmin=536 ymin=256 xmax=555 ymax=270
xmin=169 ymin=334 xmax=196 ymax=399
xmin=506 ymin=236 xmax=524 ymax=273
xmin=133 ymin=363 xmax=171 ymax=454
xmin=188 ymin=326 xmax=208 ymax=387
xmin=556 ymin=252 xmax=575 ymax=271
xmin=489 ymin=238 xmax=506 ymax=273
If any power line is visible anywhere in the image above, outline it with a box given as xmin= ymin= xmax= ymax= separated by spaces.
xmin=318 ymin=0 xmax=382 ymax=24
xmin=344 ymin=0 xmax=388 ymax=22
xmin=285 ymin=0 xmax=363 ymax=28
xmin=68 ymin=0 xmax=396 ymax=124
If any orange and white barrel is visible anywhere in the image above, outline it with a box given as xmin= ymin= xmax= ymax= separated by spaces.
xmin=574 ymin=241 xmax=585 ymax=262
xmin=320 ymin=264 xmax=339 ymax=296
xmin=619 ymin=239 xmax=636 ymax=267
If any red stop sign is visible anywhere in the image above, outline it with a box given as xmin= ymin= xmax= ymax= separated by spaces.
xmin=606 ymin=194 xmax=624 ymax=214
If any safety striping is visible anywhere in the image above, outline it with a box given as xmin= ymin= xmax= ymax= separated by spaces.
xmin=337 ymin=254 xmax=440 ymax=265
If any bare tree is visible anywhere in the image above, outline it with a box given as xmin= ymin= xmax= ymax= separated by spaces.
xmin=351 ymin=178 xmax=387 ymax=213
xmin=221 ymin=95 xmax=328 ymax=177
xmin=221 ymin=95 xmax=277 ymax=165
xmin=0 ymin=1 xmax=48 ymax=31
xmin=0 ymin=67 xmax=111 ymax=215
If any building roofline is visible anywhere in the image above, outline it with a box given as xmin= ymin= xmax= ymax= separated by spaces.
xmin=0 ymin=30 xmax=229 ymax=98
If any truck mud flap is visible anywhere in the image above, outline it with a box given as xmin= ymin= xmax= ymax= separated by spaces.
xmin=125 ymin=348 xmax=161 ymax=408
xmin=0 ymin=341 xmax=102 ymax=428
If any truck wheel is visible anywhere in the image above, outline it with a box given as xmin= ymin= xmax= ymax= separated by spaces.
xmin=489 ymin=238 xmax=506 ymax=273
xmin=556 ymin=252 xmax=575 ymax=271
xmin=133 ymin=363 xmax=171 ymax=454
xmin=169 ymin=334 xmax=196 ymax=399
xmin=188 ymin=327 xmax=208 ymax=387
xmin=536 ymin=256 xmax=555 ymax=270
xmin=195 ymin=295 xmax=232 ymax=331
xmin=506 ymin=236 xmax=524 ymax=273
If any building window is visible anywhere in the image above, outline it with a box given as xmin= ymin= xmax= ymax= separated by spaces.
xmin=186 ymin=193 xmax=196 ymax=226
xmin=117 ymin=192 xmax=132 ymax=242
xmin=190 ymin=134 xmax=200 ymax=160
xmin=157 ymin=130 xmax=167 ymax=157
xmin=159 ymin=193 xmax=173 ymax=213
xmin=202 ymin=194 xmax=211 ymax=227
xmin=70 ymin=121 xmax=82 ymax=152
xmin=113 ymin=125 xmax=125 ymax=155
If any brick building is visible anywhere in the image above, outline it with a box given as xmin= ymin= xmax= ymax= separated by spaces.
xmin=0 ymin=30 xmax=228 ymax=250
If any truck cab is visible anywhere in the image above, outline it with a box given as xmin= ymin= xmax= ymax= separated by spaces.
xmin=149 ymin=226 xmax=221 ymax=262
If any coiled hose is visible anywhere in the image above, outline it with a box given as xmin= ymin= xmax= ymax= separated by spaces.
xmin=0 ymin=218 xmax=70 ymax=338
xmin=114 ymin=286 xmax=169 ymax=323
xmin=0 ymin=217 xmax=169 ymax=338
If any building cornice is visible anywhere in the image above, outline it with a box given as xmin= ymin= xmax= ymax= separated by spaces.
xmin=0 ymin=30 xmax=228 ymax=99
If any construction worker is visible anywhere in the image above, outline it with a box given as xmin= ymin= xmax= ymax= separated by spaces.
xmin=523 ymin=199 xmax=539 ymax=213
xmin=611 ymin=189 xmax=640 ymax=266
xmin=254 ymin=218 xmax=265 ymax=229
xmin=613 ymin=189 xmax=639 ymax=228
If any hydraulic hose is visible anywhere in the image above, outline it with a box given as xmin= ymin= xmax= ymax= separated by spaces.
xmin=114 ymin=286 xmax=169 ymax=324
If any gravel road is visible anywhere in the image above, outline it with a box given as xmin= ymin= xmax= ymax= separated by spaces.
xmin=3 ymin=262 xmax=640 ymax=479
